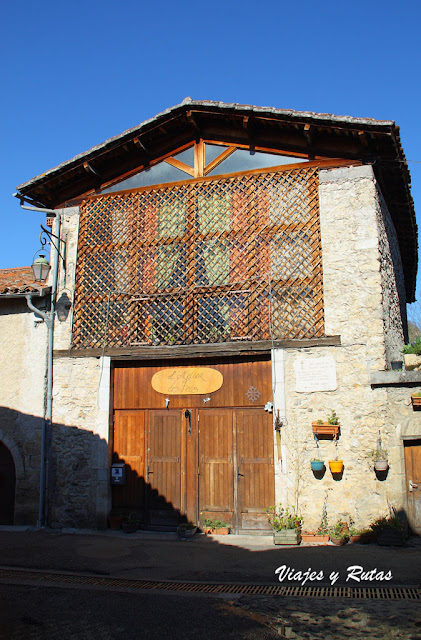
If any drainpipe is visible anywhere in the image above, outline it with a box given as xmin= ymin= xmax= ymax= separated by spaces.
xmin=16 ymin=194 xmax=62 ymax=527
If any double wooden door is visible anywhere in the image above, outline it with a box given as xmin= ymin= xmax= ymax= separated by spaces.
xmin=112 ymin=407 xmax=274 ymax=531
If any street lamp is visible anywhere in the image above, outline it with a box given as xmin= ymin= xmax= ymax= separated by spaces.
xmin=31 ymin=253 xmax=51 ymax=282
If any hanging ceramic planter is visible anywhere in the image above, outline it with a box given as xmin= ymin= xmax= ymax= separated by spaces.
xmin=374 ymin=459 xmax=388 ymax=471
xmin=310 ymin=460 xmax=325 ymax=472
xmin=329 ymin=460 xmax=343 ymax=473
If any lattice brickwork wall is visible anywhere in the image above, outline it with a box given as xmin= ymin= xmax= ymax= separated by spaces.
xmin=72 ymin=166 xmax=324 ymax=348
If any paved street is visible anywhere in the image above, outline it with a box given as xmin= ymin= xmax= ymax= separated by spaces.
xmin=0 ymin=583 xmax=278 ymax=640
xmin=0 ymin=527 xmax=420 ymax=639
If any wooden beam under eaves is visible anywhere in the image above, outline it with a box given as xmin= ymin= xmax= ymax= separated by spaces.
xmin=304 ymin=123 xmax=312 ymax=145
xmin=187 ymin=110 xmax=200 ymax=135
xmin=83 ymin=162 xmax=101 ymax=178
xmin=358 ymin=130 xmax=369 ymax=147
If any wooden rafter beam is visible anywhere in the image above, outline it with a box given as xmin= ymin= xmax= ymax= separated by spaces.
xmin=133 ymin=136 xmax=149 ymax=154
xmin=203 ymin=146 xmax=236 ymax=176
xmin=358 ymin=130 xmax=369 ymax=147
xmin=304 ymin=124 xmax=312 ymax=145
xmin=187 ymin=110 xmax=200 ymax=135
xmin=164 ymin=157 xmax=194 ymax=177
xmin=83 ymin=162 xmax=101 ymax=178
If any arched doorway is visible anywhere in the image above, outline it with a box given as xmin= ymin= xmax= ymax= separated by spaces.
xmin=0 ymin=442 xmax=16 ymax=524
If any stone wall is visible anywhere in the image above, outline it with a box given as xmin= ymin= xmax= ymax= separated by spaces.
xmin=53 ymin=207 xmax=79 ymax=351
xmin=272 ymin=164 xmax=411 ymax=532
xmin=50 ymin=356 xmax=110 ymax=528
xmin=273 ymin=345 xmax=415 ymax=532
xmin=0 ymin=296 xmax=48 ymax=524
xmin=375 ymin=185 xmax=407 ymax=361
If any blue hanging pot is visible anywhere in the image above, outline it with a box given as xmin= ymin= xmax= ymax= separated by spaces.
xmin=311 ymin=460 xmax=325 ymax=472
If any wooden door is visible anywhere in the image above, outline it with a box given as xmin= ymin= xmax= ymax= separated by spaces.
xmin=147 ymin=410 xmax=183 ymax=527
xmin=404 ymin=439 xmax=421 ymax=534
xmin=198 ymin=409 xmax=235 ymax=526
xmin=112 ymin=411 xmax=146 ymax=520
xmin=0 ymin=442 xmax=15 ymax=525
xmin=198 ymin=408 xmax=274 ymax=532
xmin=236 ymin=409 xmax=274 ymax=531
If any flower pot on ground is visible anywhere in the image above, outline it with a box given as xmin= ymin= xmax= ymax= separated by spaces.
xmin=370 ymin=515 xmax=406 ymax=546
xmin=202 ymin=518 xmax=230 ymax=535
xmin=329 ymin=521 xmax=349 ymax=545
xmin=266 ymin=504 xmax=302 ymax=545
xmin=121 ymin=512 xmax=142 ymax=533
xmin=273 ymin=529 xmax=302 ymax=545
xmin=301 ymin=532 xmax=329 ymax=544
xmin=177 ymin=523 xmax=197 ymax=539
xmin=107 ymin=510 xmax=125 ymax=530
xmin=348 ymin=526 xmax=368 ymax=544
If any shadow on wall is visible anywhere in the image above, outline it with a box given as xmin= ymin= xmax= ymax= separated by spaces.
xmin=0 ymin=406 xmax=109 ymax=529
xmin=0 ymin=405 xmax=212 ymax=531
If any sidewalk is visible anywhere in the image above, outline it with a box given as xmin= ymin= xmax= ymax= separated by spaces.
xmin=0 ymin=526 xmax=420 ymax=587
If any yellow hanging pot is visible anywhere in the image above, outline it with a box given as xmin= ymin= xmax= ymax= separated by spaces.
xmin=329 ymin=460 xmax=343 ymax=473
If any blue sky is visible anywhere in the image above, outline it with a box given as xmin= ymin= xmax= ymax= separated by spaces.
xmin=1 ymin=0 xmax=420 ymax=310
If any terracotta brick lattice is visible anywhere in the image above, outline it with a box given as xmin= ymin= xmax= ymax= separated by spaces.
xmin=72 ymin=166 xmax=324 ymax=348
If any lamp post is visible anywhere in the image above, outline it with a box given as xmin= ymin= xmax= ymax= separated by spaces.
xmin=26 ymin=221 xmax=65 ymax=527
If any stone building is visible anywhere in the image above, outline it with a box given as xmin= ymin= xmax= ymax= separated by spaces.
xmin=6 ymin=99 xmax=421 ymax=534
xmin=0 ymin=268 xmax=50 ymax=525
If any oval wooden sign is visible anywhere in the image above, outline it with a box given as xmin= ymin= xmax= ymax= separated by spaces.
xmin=151 ymin=367 xmax=223 ymax=395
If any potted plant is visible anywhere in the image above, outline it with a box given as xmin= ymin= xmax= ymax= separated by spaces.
xmin=411 ymin=391 xmax=421 ymax=408
xmin=369 ymin=447 xmax=389 ymax=471
xmin=121 ymin=512 xmax=142 ymax=533
xmin=177 ymin=522 xmax=197 ymax=539
xmin=107 ymin=509 xmax=125 ymax=530
xmin=403 ymin=338 xmax=421 ymax=371
xmin=328 ymin=432 xmax=343 ymax=473
xmin=370 ymin=515 xmax=406 ymax=546
xmin=202 ymin=518 xmax=230 ymax=535
xmin=310 ymin=458 xmax=325 ymax=472
xmin=266 ymin=504 xmax=302 ymax=545
xmin=310 ymin=442 xmax=325 ymax=471
xmin=301 ymin=525 xmax=329 ymax=544
xmin=349 ymin=526 xmax=365 ymax=544
xmin=329 ymin=520 xmax=349 ymax=545
xmin=312 ymin=410 xmax=340 ymax=437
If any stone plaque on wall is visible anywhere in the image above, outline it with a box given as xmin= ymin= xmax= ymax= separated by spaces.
xmin=294 ymin=356 xmax=337 ymax=393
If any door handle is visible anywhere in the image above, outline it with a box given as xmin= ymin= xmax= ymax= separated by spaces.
xmin=409 ymin=481 xmax=418 ymax=491
xmin=185 ymin=409 xmax=192 ymax=436
xmin=238 ymin=467 xmax=244 ymax=477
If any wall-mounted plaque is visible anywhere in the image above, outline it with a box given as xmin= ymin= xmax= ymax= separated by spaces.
xmin=294 ymin=356 xmax=337 ymax=393
xmin=151 ymin=367 xmax=223 ymax=395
